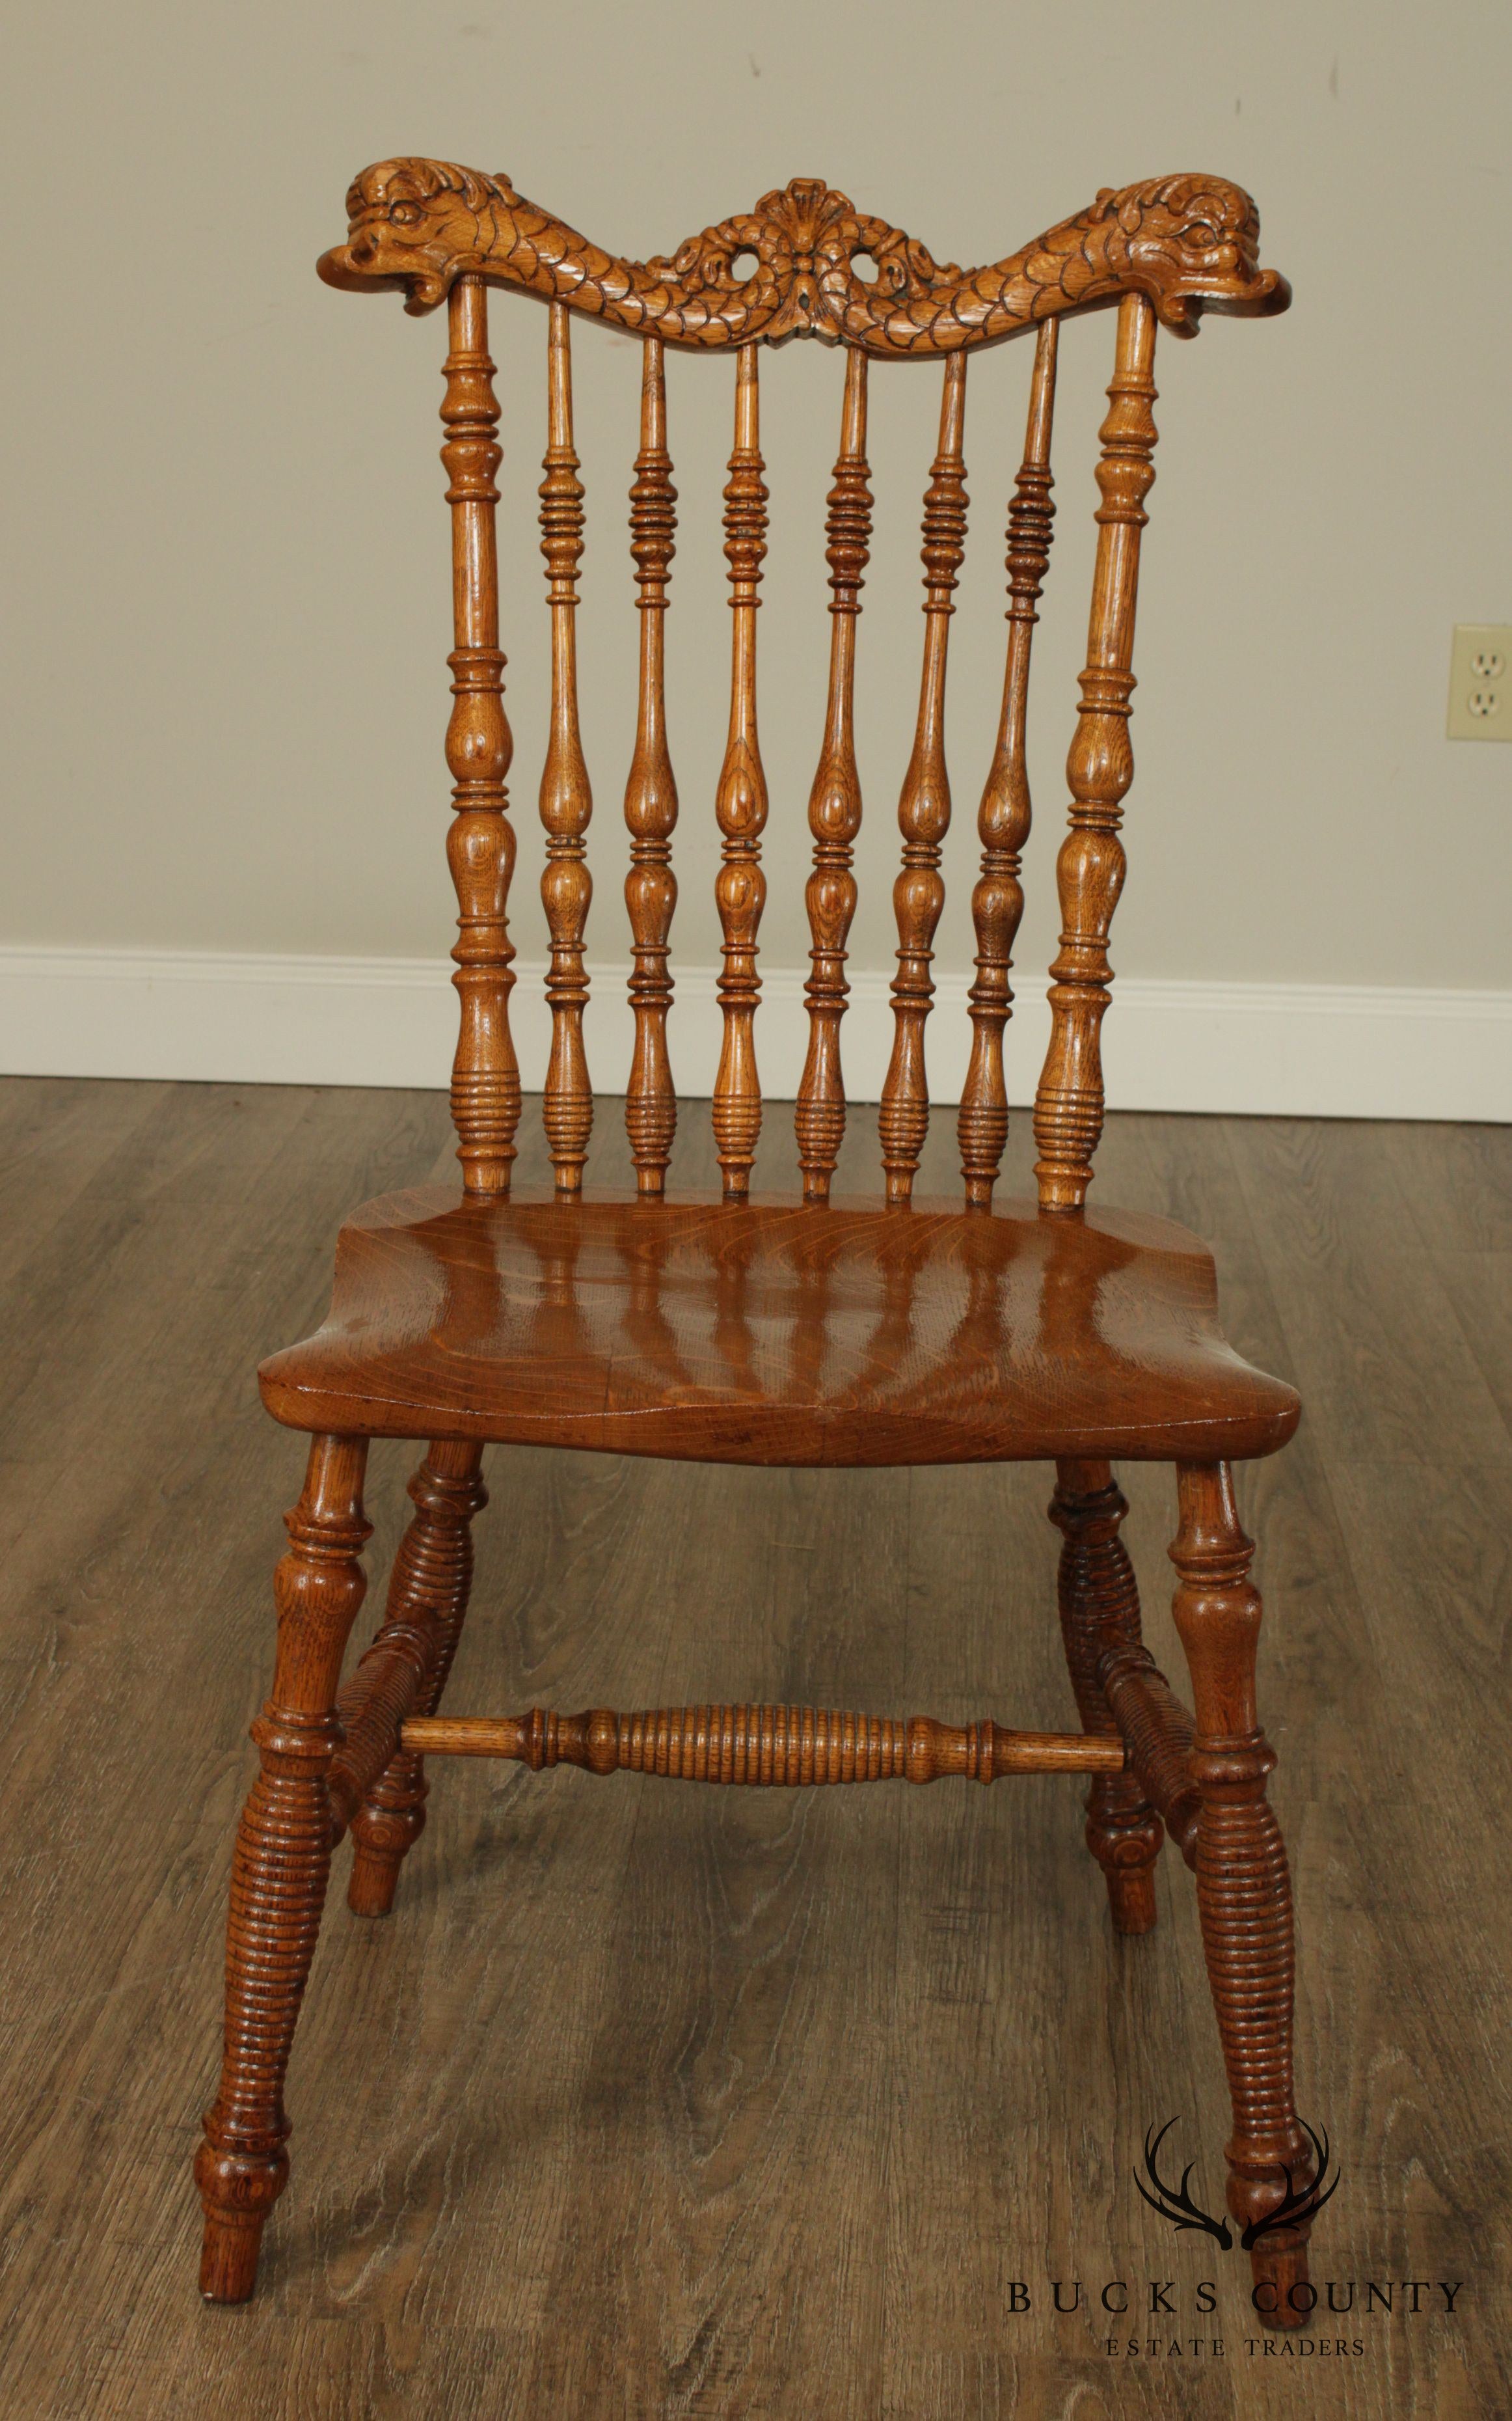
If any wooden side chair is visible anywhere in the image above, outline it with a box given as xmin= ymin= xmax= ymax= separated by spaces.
xmin=195 ymin=158 xmax=1314 ymax=2319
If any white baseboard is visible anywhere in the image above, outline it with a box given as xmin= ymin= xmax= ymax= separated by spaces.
xmin=1 ymin=946 xmax=1507 ymax=1121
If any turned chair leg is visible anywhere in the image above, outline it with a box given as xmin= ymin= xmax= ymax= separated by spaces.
xmin=195 ymin=1434 xmax=371 ymax=2304
xmin=1170 ymin=1460 xmax=1313 ymax=2323
xmin=340 ymin=1440 xmax=487 ymax=1917
xmin=1049 ymin=1458 xmax=1164 ymax=1932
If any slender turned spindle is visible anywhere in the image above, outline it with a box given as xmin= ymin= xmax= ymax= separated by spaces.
xmin=1033 ymin=294 xmax=1159 ymax=1212
xmin=403 ymin=1706 xmax=1125 ymax=1781
xmin=796 ymin=349 xmax=872 ymax=1202
xmin=442 ymin=277 xmax=520 ymax=1196
xmin=538 ymin=304 xmax=593 ymax=1192
xmin=959 ymin=320 xmax=1060 ymax=1208
xmin=879 ymin=353 xmax=969 ymax=1204
xmin=713 ymin=345 xmax=769 ymax=1200
xmin=623 ymin=339 xmax=679 ymax=1194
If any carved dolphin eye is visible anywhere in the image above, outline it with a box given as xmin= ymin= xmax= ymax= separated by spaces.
xmin=1178 ymin=221 xmax=1219 ymax=250
xmin=390 ymin=200 xmax=424 ymax=228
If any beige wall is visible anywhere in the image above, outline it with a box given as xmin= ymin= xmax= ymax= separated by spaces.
xmin=5 ymin=0 xmax=1510 ymax=1002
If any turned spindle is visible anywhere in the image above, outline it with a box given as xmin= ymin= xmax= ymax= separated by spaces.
xmin=958 ymin=320 xmax=1059 ymax=1208
xmin=403 ymin=1704 xmax=1125 ymax=1782
xmin=538 ymin=303 xmax=593 ymax=1192
xmin=441 ymin=277 xmax=520 ymax=1196
xmin=712 ymin=346 xmax=769 ymax=1201
xmin=1033 ymin=294 xmax=1159 ymax=1213
xmin=879 ymin=353 xmax=969 ymax=1204
xmin=623 ymin=338 xmax=679 ymax=1194
xmin=796 ymin=349 xmax=872 ymax=1202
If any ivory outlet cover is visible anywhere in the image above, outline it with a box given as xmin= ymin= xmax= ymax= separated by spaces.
xmin=1447 ymin=623 xmax=1512 ymax=740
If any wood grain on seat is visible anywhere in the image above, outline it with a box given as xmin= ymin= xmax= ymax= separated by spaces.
xmin=259 ymin=1186 xmax=1299 ymax=1464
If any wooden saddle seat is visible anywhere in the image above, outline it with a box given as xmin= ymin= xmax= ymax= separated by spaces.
xmin=261 ymin=1187 xmax=1300 ymax=1465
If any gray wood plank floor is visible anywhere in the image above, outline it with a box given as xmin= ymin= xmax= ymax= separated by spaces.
xmin=0 ymin=1076 xmax=1505 ymax=2419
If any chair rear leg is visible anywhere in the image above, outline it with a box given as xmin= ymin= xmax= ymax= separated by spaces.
xmin=196 ymin=1434 xmax=371 ymax=2304
xmin=1170 ymin=1460 xmax=1313 ymax=2326
xmin=344 ymin=1440 xmax=487 ymax=1917
xmin=1050 ymin=1457 xmax=1164 ymax=1932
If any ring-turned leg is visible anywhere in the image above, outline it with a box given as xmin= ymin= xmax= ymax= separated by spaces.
xmin=345 ymin=1441 xmax=487 ymax=1917
xmin=195 ymin=1434 xmax=371 ymax=2303
xmin=1050 ymin=1458 xmax=1164 ymax=1932
xmin=1170 ymin=1461 xmax=1312 ymax=2323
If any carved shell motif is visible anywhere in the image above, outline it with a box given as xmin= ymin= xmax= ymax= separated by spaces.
xmin=319 ymin=160 xmax=1289 ymax=349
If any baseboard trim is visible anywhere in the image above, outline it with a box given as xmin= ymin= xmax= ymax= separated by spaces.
xmin=1 ymin=946 xmax=1507 ymax=1120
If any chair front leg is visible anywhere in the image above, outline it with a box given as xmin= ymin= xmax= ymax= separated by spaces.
xmin=1050 ymin=1457 xmax=1163 ymax=1932
xmin=1170 ymin=1460 xmax=1312 ymax=2325
xmin=343 ymin=1440 xmax=487 ymax=1916
xmin=195 ymin=1434 xmax=371 ymax=2304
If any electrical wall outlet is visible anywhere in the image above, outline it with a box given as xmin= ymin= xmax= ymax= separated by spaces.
xmin=1447 ymin=623 xmax=1512 ymax=740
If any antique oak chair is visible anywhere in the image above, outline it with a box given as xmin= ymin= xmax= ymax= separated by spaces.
xmin=195 ymin=158 xmax=1314 ymax=2319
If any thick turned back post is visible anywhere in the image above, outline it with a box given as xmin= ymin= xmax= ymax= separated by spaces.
xmin=1033 ymin=294 xmax=1159 ymax=1213
xmin=440 ymin=277 xmax=520 ymax=1194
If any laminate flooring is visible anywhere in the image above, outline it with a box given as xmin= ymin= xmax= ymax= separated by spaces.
xmin=0 ymin=1076 xmax=1505 ymax=2419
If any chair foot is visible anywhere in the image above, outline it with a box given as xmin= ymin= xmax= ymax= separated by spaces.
xmin=1103 ymin=1863 xmax=1159 ymax=1935
xmin=1249 ymin=2230 xmax=1312 ymax=2332
xmin=196 ymin=2170 xmax=275 ymax=2305
xmin=347 ymin=1781 xmax=425 ymax=1916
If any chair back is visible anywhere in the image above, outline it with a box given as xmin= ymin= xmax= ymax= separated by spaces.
xmin=319 ymin=163 xmax=1288 ymax=1212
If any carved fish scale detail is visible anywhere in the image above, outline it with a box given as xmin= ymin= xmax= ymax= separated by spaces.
xmin=321 ymin=163 xmax=1288 ymax=349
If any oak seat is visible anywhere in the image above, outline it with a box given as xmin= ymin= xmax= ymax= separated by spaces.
xmin=261 ymin=1187 xmax=1300 ymax=1464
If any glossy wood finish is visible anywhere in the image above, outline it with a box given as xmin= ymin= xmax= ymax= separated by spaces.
xmin=1033 ymin=293 xmax=1159 ymax=1213
xmin=195 ymin=1435 xmax=371 ymax=2303
xmin=1049 ymin=1456 xmax=1164 ymax=1932
xmin=878 ymin=355 xmax=968 ymax=1205
xmin=1171 ymin=1460 xmax=1312 ymax=2314
xmin=256 ymin=1186 xmax=1301 ymax=1466
xmin=319 ymin=165 xmax=1289 ymax=347
xmin=623 ymin=338 xmax=679 ymax=1195
xmin=331 ymin=1438 xmax=487 ymax=1917
xmin=959 ymin=319 xmax=1058 ymax=1209
xmin=317 ymin=166 xmax=1290 ymax=1216
xmin=440 ymin=278 xmax=520 ymax=1197
xmin=191 ymin=165 xmax=1314 ymax=2321
xmin=796 ymin=348 xmax=871 ymax=1203
xmin=537 ymin=305 xmax=593 ymax=1194
xmin=712 ymin=346 xmax=769 ymax=1200
xmin=401 ymin=1708 xmax=1126 ymax=1779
